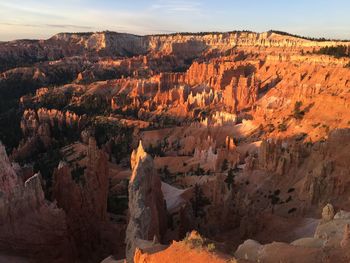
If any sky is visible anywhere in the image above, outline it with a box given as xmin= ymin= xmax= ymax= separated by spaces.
xmin=1 ymin=0 xmax=350 ymax=41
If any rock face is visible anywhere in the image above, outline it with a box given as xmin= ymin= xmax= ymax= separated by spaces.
xmin=53 ymin=138 xmax=109 ymax=261
xmin=20 ymin=108 xmax=84 ymax=136
xmin=4 ymin=31 xmax=350 ymax=71
xmin=234 ymin=206 xmax=350 ymax=263
xmin=12 ymin=107 xmax=85 ymax=161
xmin=133 ymin=231 xmax=230 ymax=263
xmin=322 ymin=203 xmax=335 ymax=222
xmin=340 ymin=224 xmax=350 ymax=248
xmin=258 ymin=138 xmax=309 ymax=176
xmin=126 ymin=141 xmax=167 ymax=262
xmin=0 ymin=142 xmax=75 ymax=262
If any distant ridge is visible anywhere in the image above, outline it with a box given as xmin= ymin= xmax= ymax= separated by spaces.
xmin=267 ymin=30 xmax=350 ymax=42
xmin=49 ymin=30 xmax=350 ymax=42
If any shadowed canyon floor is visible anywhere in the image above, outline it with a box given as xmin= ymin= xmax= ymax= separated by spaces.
xmin=1 ymin=30 xmax=350 ymax=262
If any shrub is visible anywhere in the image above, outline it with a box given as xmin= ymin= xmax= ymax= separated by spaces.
xmin=288 ymin=208 xmax=297 ymax=214
xmin=107 ymin=194 xmax=128 ymax=215
xmin=274 ymin=189 xmax=281 ymax=195
xmin=286 ymin=196 xmax=292 ymax=203
xmin=278 ymin=122 xmax=288 ymax=132
xmin=191 ymin=184 xmax=211 ymax=218
xmin=317 ymin=45 xmax=350 ymax=58
xmin=293 ymin=101 xmax=305 ymax=120
xmin=225 ymin=169 xmax=236 ymax=190
xmin=207 ymin=243 xmax=216 ymax=252
xmin=71 ymin=165 xmax=86 ymax=184
xmin=183 ymin=231 xmax=205 ymax=249
xmin=287 ymin=188 xmax=295 ymax=193
xmin=195 ymin=165 xmax=205 ymax=176
xmin=221 ymin=159 xmax=228 ymax=171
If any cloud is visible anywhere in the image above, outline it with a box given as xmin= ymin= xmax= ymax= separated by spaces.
xmin=0 ymin=1 xmax=64 ymax=19
xmin=150 ymin=0 xmax=202 ymax=13
xmin=0 ymin=22 xmax=40 ymax=28
xmin=45 ymin=24 xmax=94 ymax=30
xmin=0 ymin=22 xmax=94 ymax=30
xmin=0 ymin=0 xmax=206 ymax=40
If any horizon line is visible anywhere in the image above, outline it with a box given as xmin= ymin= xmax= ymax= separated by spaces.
xmin=2 ymin=29 xmax=350 ymax=43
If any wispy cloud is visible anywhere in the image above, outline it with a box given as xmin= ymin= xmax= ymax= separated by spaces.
xmin=45 ymin=24 xmax=93 ymax=30
xmin=0 ymin=1 xmax=64 ymax=19
xmin=2 ymin=0 xmax=349 ymax=41
xmin=0 ymin=22 xmax=93 ymax=30
xmin=150 ymin=0 xmax=202 ymax=13
xmin=0 ymin=22 xmax=40 ymax=28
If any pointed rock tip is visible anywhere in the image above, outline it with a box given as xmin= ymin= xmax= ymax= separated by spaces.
xmin=135 ymin=140 xmax=147 ymax=161
xmin=137 ymin=140 xmax=145 ymax=154
xmin=130 ymin=140 xmax=149 ymax=177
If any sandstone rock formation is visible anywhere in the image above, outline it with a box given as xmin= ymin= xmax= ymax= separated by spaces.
xmin=126 ymin=141 xmax=167 ymax=262
xmin=134 ymin=231 xmax=232 ymax=263
xmin=52 ymin=137 xmax=109 ymax=261
xmin=322 ymin=203 xmax=335 ymax=222
xmin=0 ymin=142 xmax=75 ymax=262
xmin=340 ymin=224 xmax=350 ymax=248
xmin=5 ymin=30 xmax=349 ymax=72
xmin=235 ymin=206 xmax=350 ymax=262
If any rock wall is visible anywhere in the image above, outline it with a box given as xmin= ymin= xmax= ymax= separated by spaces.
xmin=3 ymin=30 xmax=350 ymax=72
xmin=126 ymin=141 xmax=167 ymax=262
xmin=52 ymin=138 xmax=109 ymax=261
xmin=0 ymin=142 xmax=75 ymax=262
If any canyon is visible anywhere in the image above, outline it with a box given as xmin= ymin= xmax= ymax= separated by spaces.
xmin=0 ymin=30 xmax=350 ymax=262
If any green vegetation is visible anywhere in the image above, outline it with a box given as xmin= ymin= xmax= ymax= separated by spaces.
xmin=224 ymin=168 xmax=236 ymax=190
xmin=147 ymin=143 xmax=165 ymax=157
xmin=92 ymin=118 xmax=133 ymax=162
xmin=195 ymin=165 xmax=206 ymax=176
xmin=71 ymin=165 xmax=86 ymax=184
xmin=293 ymin=101 xmax=305 ymax=120
xmin=107 ymin=194 xmax=128 ymax=215
xmin=191 ymin=184 xmax=211 ymax=218
xmin=269 ymin=30 xmax=348 ymax=42
xmin=159 ymin=165 xmax=172 ymax=182
xmin=206 ymin=243 xmax=216 ymax=252
xmin=288 ymin=208 xmax=297 ymax=214
xmin=268 ymin=189 xmax=281 ymax=214
xmin=148 ymin=30 xmax=254 ymax=37
xmin=0 ymin=108 xmax=22 ymax=153
xmin=38 ymin=89 xmax=73 ymax=110
xmin=183 ymin=232 xmax=205 ymax=249
xmin=68 ymin=94 xmax=111 ymax=115
xmin=182 ymin=232 xmax=217 ymax=253
xmin=33 ymin=147 xmax=61 ymax=199
xmin=278 ymin=122 xmax=288 ymax=132
xmin=221 ymin=159 xmax=229 ymax=171
xmin=316 ymin=45 xmax=350 ymax=58
xmin=287 ymin=188 xmax=295 ymax=193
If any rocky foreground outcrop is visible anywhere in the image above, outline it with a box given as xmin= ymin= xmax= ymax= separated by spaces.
xmin=235 ymin=204 xmax=350 ymax=262
xmin=0 ymin=142 xmax=75 ymax=262
xmin=125 ymin=141 xmax=167 ymax=262
xmin=53 ymin=137 xmax=110 ymax=261
xmin=134 ymin=231 xmax=232 ymax=263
